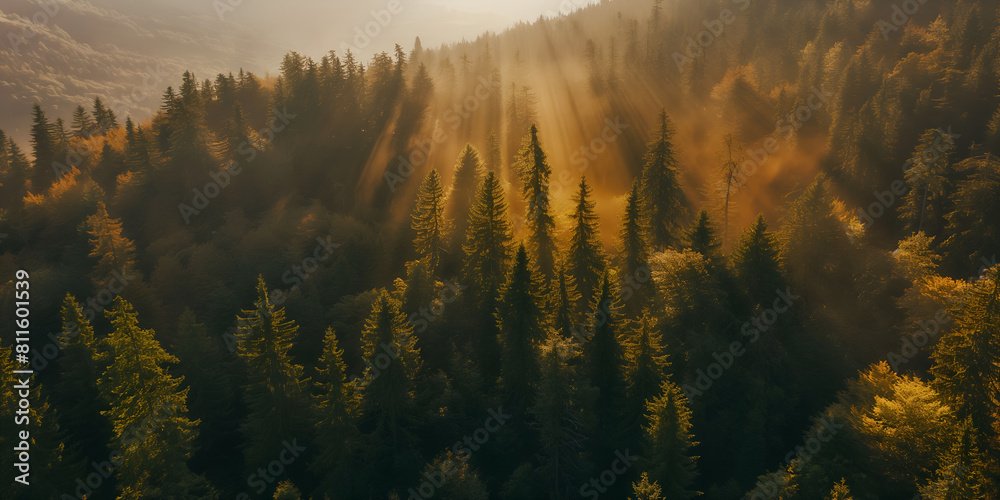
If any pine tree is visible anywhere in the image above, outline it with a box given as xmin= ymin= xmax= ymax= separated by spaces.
xmin=630 ymin=473 xmax=664 ymax=500
xmin=826 ymin=478 xmax=854 ymax=500
xmin=484 ymin=129 xmax=503 ymax=176
xmin=730 ymin=215 xmax=785 ymax=306
xmin=235 ymin=276 xmax=311 ymax=467
xmin=273 ymin=480 xmax=302 ymax=500
xmin=640 ymin=111 xmax=685 ymax=248
xmin=447 ymin=144 xmax=484 ymax=258
xmin=685 ymin=210 xmax=720 ymax=256
xmin=552 ymin=264 xmax=581 ymax=338
xmin=919 ymin=418 xmax=991 ymax=499
xmin=71 ymin=105 xmax=96 ymax=139
xmin=411 ymin=169 xmax=450 ymax=272
xmin=311 ymin=328 xmax=360 ymax=498
xmin=900 ymin=128 xmax=955 ymax=237
xmin=932 ymin=267 xmax=1000 ymax=452
xmin=92 ymin=97 xmax=119 ymax=133
xmin=626 ymin=314 xmax=670 ymax=428
xmin=515 ymin=125 xmax=557 ymax=280
xmin=643 ymin=381 xmax=699 ymax=499
xmin=567 ymin=176 xmax=606 ymax=307
xmin=532 ymin=334 xmax=595 ymax=498
xmin=173 ymin=309 xmax=237 ymax=453
xmin=359 ymin=290 xmax=422 ymax=446
xmin=463 ymin=171 xmax=514 ymax=378
xmin=498 ymin=244 xmax=546 ymax=412
xmin=584 ymin=272 xmax=626 ymax=414
xmin=54 ymin=295 xmax=110 ymax=463
xmin=30 ymin=103 xmax=56 ymax=189
xmin=618 ymin=180 xmax=652 ymax=318
xmin=85 ymin=201 xmax=138 ymax=289
xmin=98 ymin=297 xmax=212 ymax=499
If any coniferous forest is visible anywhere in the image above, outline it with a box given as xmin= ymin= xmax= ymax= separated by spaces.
xmin=2 ymin=0 xmax=1000 ymax=499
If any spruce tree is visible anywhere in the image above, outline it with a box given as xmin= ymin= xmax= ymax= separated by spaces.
xmin=515 ymin=125 xmax=557 ymax=279
xmin=900 ymin=129 xmax=955 ymax=237
xmin=71 ymin=105 xmax=96 ymax=139
xmin=630 ymin=473 xmax=664 ymax=500
xmin=552 ymin=263 xmax=581 ymax=338
xmin=640 ymin=110 xmax=685 ymax=249
xmin=173 ymin=309 xmax=237 ymax=453
xmin=567 ymin=176 xmax=606 ymax=307
xmin=531 ymin=334 xmax=595 ymax=498
xmin=498 ymin=244 xmax=546 ymax=412
xmin=85 ymin=201 xmax=139 ymax=289
xmin=447 ymin=144 xmax=483 ymax=246
xmin=685 ymin=210 xmax=720 ymax=256
xmin=30 ymin=103 xmax=56 ymax=189
xmin=359 ymin=290 xmax=422 ymax=446
xmin=618 ymin=180 xmax=652 ymax=318
xmin=484 ymin=129 xmax=503 ymax=176
xmin=932 ymin=267 xmax=1000 ymax=452
xmin=730 ymin=215 xmax=785 ymax=306
xmin=643 ymin=381 xmax=699 ymax=499
xmin=584 ymin=272 xmax=626 ymax=414
xmin=463 ymin=171 xmax=514 ymax=378
xmin=54 ymin=295 xmax=109 ymax=463
xmin=626 ymin=313 xmax=670 ymax=429
xmin=98 ymin=297 xmax=212 ymax=499
xmin=235 ymin=276 xmax=311 ymax=467
xmin=311 ymin=328 xmax=360 ymax=498
xmin=411 ymin=169 xmax=450 ymax=272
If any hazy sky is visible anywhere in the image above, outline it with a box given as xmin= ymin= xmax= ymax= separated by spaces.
xmin=0 ymin=0 xmax=598 ymax=146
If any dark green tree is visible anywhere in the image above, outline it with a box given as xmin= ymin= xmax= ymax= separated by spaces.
xmin=411 ymin=169 xmax=450 ymax=272
xmin=515 ymin=125 xmax=557 ymax=280
xmin=640 ymin=110 xmax=686 ymax=249
xmin=311 ymin=328 xmax=360 ymax=498
xmin=98 ymin=298 xmax=212 ymax=499
xmin=567 ymin=176 xmax=605 ymax=307
xmin=235 ymin=276 xmax=311 ymax=467
xmin=498 ymin=244 xmax=546 ymax=412
xmin=30 ymin=103 xmax=56 ymax=189
xmin=643 ymin=381 xmax=699 ymax=499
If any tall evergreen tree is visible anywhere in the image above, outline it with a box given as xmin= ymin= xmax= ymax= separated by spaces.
xmin=730 ymin=215 xmax=785 ymax=306
xmin=640 ymin=111 xmax=685 ymax=249
xmin=583 ymin=272 xmax=626 ymax=413
xmin=446 ymin=144 xmax=484 ymax=260
xmin=643 ymin=381 xmax=699 ymax=499
xmin=617 ymin=180 xmax=652 ymax=318
xmin=411 ymin=169 xmax=450 ymax=272
xmin=98 ymin=298 xmax=212 ymax=499
xmin=685 ymin=210 xmax=720 ymax=256
xmin=484 ymin=129 xmax=503 ymax=176
xmin=626 ymin=314 xmax=670 ymax=428
xmin=463 ymin=171 xmax=514 ymax=378
xmin=311 ymin=328 xmax=360 ymax=498
xmin=85 ymin=201 xmax=139 ymax=289
xmin=498 ymin=244 xmax=546 ymax=412
xmin=515 ymin=125 xmax=557 ymax=280
xmin=552 ymin=263 xmax=582 ymax=338
xmin=532 ymin=334 xmax=595 ymax=499
xmin=54 ymin=295 xmax=109 ymax=463
xmin=235 ymin=276 xmax=311 ymax=467
xmin=900 ymin=129 xmax=955 ymax=237
xmin=932 ymin=267 xmax=1000 ymax=452
xmin=567 ymin=176 xmax=606 ymax=307
xmin=30 ymin=103 xmax=56 ymax=189
xmin=71 ymin=105 xmax=96 ymax=139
